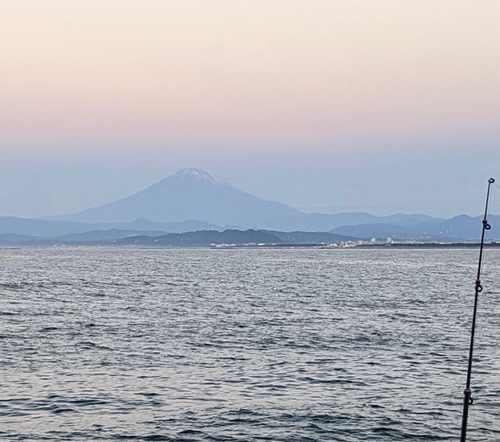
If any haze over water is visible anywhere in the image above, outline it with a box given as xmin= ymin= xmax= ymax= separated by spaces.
xmin=1 ymin=247 xmax=499 ymax=441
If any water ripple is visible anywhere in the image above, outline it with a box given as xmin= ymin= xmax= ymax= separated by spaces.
xmin=0 ymin=248 xmax=498 ymax=441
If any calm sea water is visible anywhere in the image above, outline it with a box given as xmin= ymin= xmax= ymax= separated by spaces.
xmin=0 ymin=248 xmax=499 ymax=441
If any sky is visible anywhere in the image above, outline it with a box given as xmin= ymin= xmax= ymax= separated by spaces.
xmin=0 ymin=0 xmax=499 ymax=218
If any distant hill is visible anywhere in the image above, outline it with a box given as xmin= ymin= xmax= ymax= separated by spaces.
xmin=331 ymin=215 xmax=500 ymax=241
xmin=46 ymin=168 xmax=440 ymax=231
xmin=0 ymin=233 xmax=43 ymax=246
xmin=54 ymin=229 xmax=168 ymax=242
xmin=0 ymin=228 xmax=360 ymax=247
xmin=410 ymin=214 xmax=499 ymax=240
xmin=331 ymin=223 xmax=409 ymax=239
xmin=0 ymin=216 xmax=98 ymax=237
xmin=112 ymin=229 xmax=282 ymax=247
xmin=0 ymin=216 xmax=220 ymax=237
xmin=268 ymin=230 xmax=354 ymax=244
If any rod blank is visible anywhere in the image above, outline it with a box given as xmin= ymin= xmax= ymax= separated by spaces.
xmin=460 ymin=177 xmax=495 ymax=442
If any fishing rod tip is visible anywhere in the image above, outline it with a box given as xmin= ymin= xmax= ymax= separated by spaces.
xmin=488 ymin=178 xmax=495 ymax=184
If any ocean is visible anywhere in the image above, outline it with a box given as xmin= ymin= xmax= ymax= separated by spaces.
xmin=1 ymin=248 xmax=499 ymax=441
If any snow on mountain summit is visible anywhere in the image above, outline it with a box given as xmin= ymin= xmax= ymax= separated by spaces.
xmin=171 ymin=168 xmax=222 ymax=183
xmin=49 ymin=167 xmax=303 ymax=227
xmin=42 ymin=167 xmax=448 ymax=233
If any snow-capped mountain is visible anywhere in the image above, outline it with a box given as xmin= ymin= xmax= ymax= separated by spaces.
xmin=47 ymin=168 xmax=445 ymax=232
xmin=49 ymin=168 xmax=304 ymax=229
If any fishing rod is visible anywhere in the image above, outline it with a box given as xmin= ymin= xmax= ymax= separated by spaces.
xmin=460 ymin=177 xmax=495 ymax=442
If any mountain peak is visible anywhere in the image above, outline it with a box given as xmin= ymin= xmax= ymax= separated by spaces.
xmin=172 ymin=168 xmax=221 ymax=183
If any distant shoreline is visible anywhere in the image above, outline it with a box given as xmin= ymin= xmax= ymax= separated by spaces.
xmin=1 ymin=242 xmax=499 ymax=250
xmin=212 ymin=243 xmax=500 ymax=249
xmin=358 ymin=242 xmax=500 ymax=249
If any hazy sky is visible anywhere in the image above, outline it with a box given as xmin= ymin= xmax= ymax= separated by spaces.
xmin=1 ymin=0 xmax=499 ymax=218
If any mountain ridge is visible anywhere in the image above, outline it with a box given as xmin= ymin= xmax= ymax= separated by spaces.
xmin=45 ymin=168 xmax=445 ymax=232
xmin=0 ymin=228 xmax=356 ymax=247
xmin=2 ymin=168 xmax=496 ymax=240
xmin=331 ymin=214 xmax=500 ymax=241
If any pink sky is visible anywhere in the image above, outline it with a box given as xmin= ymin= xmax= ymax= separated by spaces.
xmin=0 ymin=1 xmax=498 ymax=219
xmin=1 ymin=0 xmax=498 ymax=158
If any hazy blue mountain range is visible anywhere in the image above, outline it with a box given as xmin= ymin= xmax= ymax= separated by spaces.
xmin=46 ymin=168 xmax=441 ymax=231
xmin=110 ymin=230 xmax=353 ymax=247
xmin=1 ymin=168 xmax=497 ymax=242
xmin=0 ymin=216 xmax=218 ymax=238
xmin=53 ymin=229 xmax=167 ymax=242
xmin=331 ymin=214 xmax=500 ymax=241
xmin=0 ymin=229 xmax=355 ymax=247
xmin=267 ymin=231 xmax=355 ymax=244
xmin=113 ymin=229 xmax=282 ymax=247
